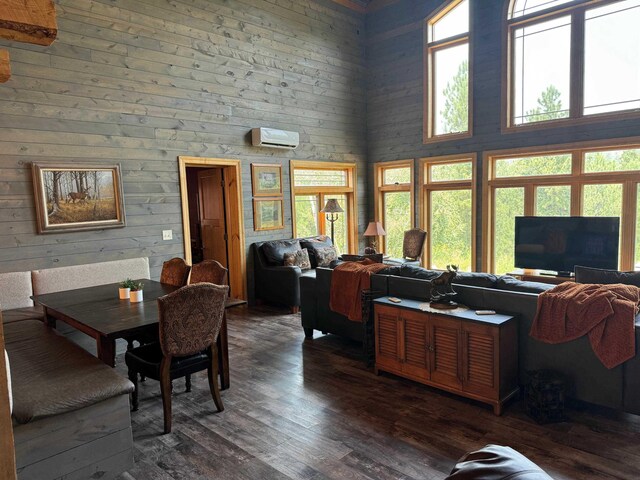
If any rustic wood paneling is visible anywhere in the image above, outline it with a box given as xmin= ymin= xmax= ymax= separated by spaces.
xmin=0 ymin=0 xmax=367 ymax=289
xmin=366 ymin=0 xmax=640 ymax=269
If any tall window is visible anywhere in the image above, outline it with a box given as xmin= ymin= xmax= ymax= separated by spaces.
xmin=290 ymin=161 xmax=357 ymax=254
xmin=420 ymin=155 xmax=476 ymax=271
xmin=484 ymin=143 xmax=640 ymax=274
xmin=374 ymin=161 xmax=414 ymax=258
xmin=425 ymin=0 xmax=471 ymax=141
xmin=507 ymin=0 xmax=640 ymax=127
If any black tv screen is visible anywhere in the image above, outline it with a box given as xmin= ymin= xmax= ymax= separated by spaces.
xmin=514 ymin=216 xmax=619 ymax=274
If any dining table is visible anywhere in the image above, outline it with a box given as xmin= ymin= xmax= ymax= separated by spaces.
xmin=32 ymin=279 xmax=245 ymax=390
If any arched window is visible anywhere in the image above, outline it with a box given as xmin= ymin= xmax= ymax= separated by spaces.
xmin=506 ymin=0 xmax=640 ymax=127
xmin=424 ymin=0 xmax=471 ymax=141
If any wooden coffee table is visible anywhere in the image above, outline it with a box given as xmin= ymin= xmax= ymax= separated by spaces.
xmin=33 ymin=279 xmax=243 ymax=390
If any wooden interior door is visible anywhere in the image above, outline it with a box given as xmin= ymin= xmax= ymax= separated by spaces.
xmin=429 ymin=315 xmax=462 ymax=390
xmin=197 ymin=169 xmax=228 ymax=269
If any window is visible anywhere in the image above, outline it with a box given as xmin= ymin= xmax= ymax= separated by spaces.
xmin=290 ymin=161 xmax=357 ymax=254
xmin=484 ymin=142 xmax=640 ymax=274
xmin=507 ymin=0 xmax=640 ymax=127
xmin=374 ymin=161 xmax=414 ymax=258
xmin=420 ymin=155 xmax=476 ymax=271
xmin=425 ymin=0 xmax=471 ymax=140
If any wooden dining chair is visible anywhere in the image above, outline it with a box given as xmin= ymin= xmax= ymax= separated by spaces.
xmin=190 ymin=260 xmax=228 ymax=285
xmin=125 ymin=283 xmax=229 ymax=434
xmin=160 ymin=258 xmax=191 ymax=287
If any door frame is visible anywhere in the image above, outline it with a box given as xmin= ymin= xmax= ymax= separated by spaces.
xmin=178 ymin=156 xmax=246 ymax=300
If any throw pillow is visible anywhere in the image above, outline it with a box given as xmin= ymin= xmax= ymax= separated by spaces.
xmin=283 ymin=249 xmax=311 ymax=271
xmin=574 ymin=265 xmax=640 ymax=287
xmin=261 ymin=240 xmax=302 ymax=266
xmin=300 ymin=235 xmax=333 ymax=268
xmin=315 ymin=245 xmax=338 ymax=267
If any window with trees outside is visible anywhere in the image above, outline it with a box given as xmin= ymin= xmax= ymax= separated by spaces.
xmin=425 ymin=0 xmax=471 ymax=141
xmin=507 ymin=0 xmax=640 ymax=127
xmin=484 ymin=142 xmax=640 ymax=274
xmin=290 ymin=161 xmax=357 ymax=255
xmin=374 ymin=161 xmax=414 ymax=258
xmin=420 ymin=155 xmax=476 ymax=271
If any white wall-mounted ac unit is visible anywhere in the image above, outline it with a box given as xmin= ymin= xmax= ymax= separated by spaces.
xmin=251 ymin=127 xmax=299 ymax=149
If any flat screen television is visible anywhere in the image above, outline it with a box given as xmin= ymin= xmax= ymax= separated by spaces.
xmin=514 ymin=216 xmax=619 ymax=276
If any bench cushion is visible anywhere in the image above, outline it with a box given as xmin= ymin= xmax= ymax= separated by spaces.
xmin=0 ymin=271 xmax=34 ymax=310
xmin=32 ymin=257 xmax=150 ymax=296
xmin=4 ymin=320 xmax=134 ymax=424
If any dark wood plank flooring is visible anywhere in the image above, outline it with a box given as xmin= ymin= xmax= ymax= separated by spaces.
xmin=116 ymin=306 xmax=640 ymax=480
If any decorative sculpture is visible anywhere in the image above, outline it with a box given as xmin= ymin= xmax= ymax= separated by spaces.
xmin=430 ymin=264 xmax=459 ymax=309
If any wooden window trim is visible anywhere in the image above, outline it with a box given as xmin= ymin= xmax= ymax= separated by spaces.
xmin=419 ymin=154 xmax=477 ymax=271
xmin=503 ymin=0 xmax=640 ymax=132
xmin=290 ymin=160 xmax=358 ymax=254
xmin=482 ymin=137 xmax=640 ymax=273
xmin=423 ymin=0 xmax=473 ymax=143
xmin=373 ymin=159 xmax=415 ymax=254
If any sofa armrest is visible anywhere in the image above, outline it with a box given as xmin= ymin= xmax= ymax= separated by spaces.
xmin=255 ymin=265 xmax=303 ymax=308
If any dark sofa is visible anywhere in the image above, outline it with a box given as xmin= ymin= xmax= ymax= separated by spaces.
xmin=252 ymin=235 xmax=334 ymax=313
xmin=300 ymin=264 xmax=640 ymax=414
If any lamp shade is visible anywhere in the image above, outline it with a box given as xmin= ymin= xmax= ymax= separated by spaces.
xmin=364 ymin=221 xmax=386 ymax=237
xmin=320 ymin=198 xmax=344 ymax=214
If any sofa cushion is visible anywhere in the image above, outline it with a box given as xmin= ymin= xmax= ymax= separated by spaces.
xmin=453 ymin=272 xmax=499 ymax=288
xmin=32 ymin=257 xmax=150 ymax=296
xmin=284 ymin=249 xmax=311 ymax=271
xmin=382 ymin=265 xmax=499 ymax=288
xmin=574 ymin=265 xmax=640 ymax=287
xmin=4 ymin=320 xmax=134 ymax=424
xmin=261 ymin=240 xmax=302 ymax=266
xmin=0 ymin=271 xmax=34 ymax=310
xmin=496 ymin=276 xmax=553 ymax=294
xmin=300 ymin=235 xmax=333 ymax=267
xmin=1 ymin=306 xmax=44 ymax=324
xmin=446 ymin=444 xmax=553 ymax=480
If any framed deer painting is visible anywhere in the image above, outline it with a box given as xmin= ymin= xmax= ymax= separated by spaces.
xmin=31 ymin=162 xmax=126 ymax=233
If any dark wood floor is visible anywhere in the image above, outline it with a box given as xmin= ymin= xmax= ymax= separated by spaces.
xmin=116 ymin=306 xmax=640 ymax=480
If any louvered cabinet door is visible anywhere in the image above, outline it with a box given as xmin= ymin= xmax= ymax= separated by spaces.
xmin=429 ymin=316 xmax=462 ymax=390
xmin=401 ymin=310 xmax=430 ymax=381
xmin=374 ymin=305 xmax=402 ymax=373
xmin=462 ymin=322 xmax=498 ymax=399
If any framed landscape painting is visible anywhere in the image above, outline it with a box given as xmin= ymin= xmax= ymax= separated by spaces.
xmin=251 ymin=163 xmax=282 ymax=196
xmin=253 ymin=198 xmax=284 ymax=231
xmin=32 ymin=162 xmax=126 ymax=233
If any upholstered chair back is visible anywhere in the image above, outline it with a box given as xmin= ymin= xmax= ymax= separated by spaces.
xmin=157 ymin=283 xmax=228 ymax=358
xmin=190 ymin=260 xmax=228 ymax=286
xmin=403 ymin=228 xmax=427 ymax=260
xmin=160 ymin=258 xmax=191 ymax=287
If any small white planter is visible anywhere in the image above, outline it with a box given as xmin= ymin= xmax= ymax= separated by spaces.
xmin=130 ymin=290 xmax=144 ymax=303
xmin=119 ymin=288 xmax=130 ymax=300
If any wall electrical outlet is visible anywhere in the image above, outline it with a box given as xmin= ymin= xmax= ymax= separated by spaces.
xmin=162 ymin=230 xmax=173 ymax=241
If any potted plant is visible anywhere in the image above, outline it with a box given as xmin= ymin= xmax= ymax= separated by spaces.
xmin=119 ymin=279 xmax=136 ymax=300
xmin=129 ymin=281 xmax=145 ymax=303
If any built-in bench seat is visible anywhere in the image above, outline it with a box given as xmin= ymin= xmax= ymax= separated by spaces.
xmin=0 ymin=257 xmax=150 ymax=480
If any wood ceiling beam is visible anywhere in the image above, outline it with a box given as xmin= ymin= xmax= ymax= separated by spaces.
xmin=0 ymin=50 xmax=10 ymax=83
xmin=0 ymin=0 xmax=57 ymax=46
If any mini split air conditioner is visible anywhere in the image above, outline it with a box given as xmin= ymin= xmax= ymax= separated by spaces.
xmin=251 ymin=127 xmax=299 ymax=149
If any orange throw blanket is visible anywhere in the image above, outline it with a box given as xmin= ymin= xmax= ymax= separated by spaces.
xmin=530 ymin=282 xmax=640 ymax=369
xmin=330 ymin=260 xmax=389 ymax=322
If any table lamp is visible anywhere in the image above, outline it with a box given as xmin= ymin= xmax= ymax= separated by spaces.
xmin=320 ymin=199 xmax=344 ymax=246
xmin=363 ymin=221 xmax=386 ymax=254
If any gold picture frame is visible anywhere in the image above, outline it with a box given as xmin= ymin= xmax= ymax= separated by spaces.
xmin=251 ymin=163 xmax=283 ymax=197
xmin=253 ymin=197 xmax=284 ymax=231
xmin=31 ymin=162 xmax=126 ymax=234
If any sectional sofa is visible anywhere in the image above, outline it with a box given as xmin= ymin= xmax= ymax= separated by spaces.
xmin=0 ymin=257 xmax=150 ymax=479
xmin=300 ymin=264 xmax=640 ymax=414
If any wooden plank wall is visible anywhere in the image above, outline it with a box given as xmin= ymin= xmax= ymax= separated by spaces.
xmin=0 ymin=0 xmax=367 ymax=291
xmin=366 ymin=0 xmax=640 ymax=270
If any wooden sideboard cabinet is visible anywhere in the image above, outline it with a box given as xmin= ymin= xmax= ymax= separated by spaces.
xmin=373 ymin=298 xmax=519 ymax=415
